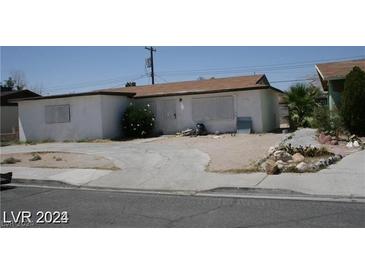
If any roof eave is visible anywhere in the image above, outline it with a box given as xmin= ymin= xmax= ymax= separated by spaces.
xmin=134 ymin=85 xmax=277 ymax=99
xmin=9 ymin=91 xmax=136 ymax=103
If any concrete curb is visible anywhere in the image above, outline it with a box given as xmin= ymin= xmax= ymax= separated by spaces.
xmin=6 ymin=179 xmax=365 ymax=204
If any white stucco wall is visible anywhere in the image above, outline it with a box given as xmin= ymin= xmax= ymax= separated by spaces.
xmin=1 ymin=106 xmax=18 ymax=133
xmin=19 ymin=94 xmax=132 ymax=141
xmin=136 ymin=89 xmax=281 ymax=134
xmin=100 ymin=95 xmax=131 ymax=139
xmin=235 ymin=91 xmax=264 ymax=132
xmin=18 ymin=95 xmax=105 ymax=141
xmin=259 ymin=89 xmax=281 ymax=132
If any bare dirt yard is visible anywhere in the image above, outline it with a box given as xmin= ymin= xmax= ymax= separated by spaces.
xmin=152 ymin=133 xmax=285 ymax=172
xmin=0 ymin=151 xmax=119 ymax=170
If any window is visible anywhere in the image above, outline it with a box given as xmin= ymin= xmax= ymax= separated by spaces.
xmin=45 ymin=104 xmax=70 ymax=124
xmin=192 ymin=96 xmax=234 ymax=121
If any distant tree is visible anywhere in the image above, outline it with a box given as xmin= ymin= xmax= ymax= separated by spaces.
xmin=1 ymin=77 xmax=16 ymax=91
xmin=10 ymin=71 xmax=27 ymax=90
xmin=1 ymin=72 xmax=27 ymax=91
xmin=125 ymin=82 xmax=136 ymax=87
xmin=340 ymin=66 xmax=365 ymax=135
xmin=284 ymin=83 xmax=320 ymax=129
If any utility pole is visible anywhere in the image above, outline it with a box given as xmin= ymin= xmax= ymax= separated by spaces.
xmin=145 ymin=46 xmax=156 ymax=85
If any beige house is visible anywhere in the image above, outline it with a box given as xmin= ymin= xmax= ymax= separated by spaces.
xmin=14 ymin=74 xmax=285 ymax=141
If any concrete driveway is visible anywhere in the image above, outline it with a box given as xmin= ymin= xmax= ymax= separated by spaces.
xmin=1 ymin=137 xmax=364 ymax=197
xmin=0 ymin=138 xmax=265 ymax=190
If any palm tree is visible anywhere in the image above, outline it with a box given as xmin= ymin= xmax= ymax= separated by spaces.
xmin=284 ymin=83 xmax=320 ymax=129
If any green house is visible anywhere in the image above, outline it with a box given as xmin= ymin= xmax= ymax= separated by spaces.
xmin=316 ymin=59 xmax=365 ymax=111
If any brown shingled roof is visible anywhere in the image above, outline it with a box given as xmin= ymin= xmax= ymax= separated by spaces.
xmin=13 ymin=74 xmax=283 ymax=102
xmin=98 ymin=74 xmax=275 ymax=98
xmin=316 ymin=59 xmax=365 ymax=81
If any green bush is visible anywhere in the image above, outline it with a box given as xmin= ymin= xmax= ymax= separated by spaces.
xmin=311 ymin=107 xmax=344 ymax=136
xmin=122 ymin=103 xmax=155 ymax=138
xmin=340 ymin=66 xmax=365 ymax=136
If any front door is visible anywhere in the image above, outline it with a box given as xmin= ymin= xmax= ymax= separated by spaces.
xmin=161 ymin=99 xmax=177 ymax=134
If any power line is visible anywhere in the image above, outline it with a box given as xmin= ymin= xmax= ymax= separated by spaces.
xmin=270 ymin=78 xmax=315 ymax=83
xmin=43 ymin=54 xmax=364 ymax=91
xmin=154 ymin=74 xmax=169 ymax=83
xmin=45 ymin=73 xmax=147 ymax=91
xmin=157 ymin=55 xmax=365 ymax=76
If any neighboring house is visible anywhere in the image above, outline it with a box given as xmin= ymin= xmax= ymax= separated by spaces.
xmin=14 ymin=74 xmax=284 ymax=142
xmin=315 ymin=59 xmax=365 ymax=111
xmin=0 ymin=89 xmax=41 ymax=141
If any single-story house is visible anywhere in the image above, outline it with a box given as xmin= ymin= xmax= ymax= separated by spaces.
xmin=316 ymin=59 xmax=365 ymax=111
xmin=14 ymin=74 xmax=284 ymax=141
xmin=0 ymin=89 xmax=41 ymax=141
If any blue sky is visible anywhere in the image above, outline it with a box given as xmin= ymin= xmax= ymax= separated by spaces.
xmin=1 ymin=46 xmax=364 ymax=95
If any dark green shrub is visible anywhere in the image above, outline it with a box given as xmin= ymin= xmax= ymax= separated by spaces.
xmin=311 ymin=107 xmax=344 ymax=136
xmin=122 ymin=103 xmax=155 ymax=138
xmin=341 ymin=66 xmax=365 ymax=136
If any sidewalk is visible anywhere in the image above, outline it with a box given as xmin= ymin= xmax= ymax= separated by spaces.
xmin=1 ymin=142 xmax=364 ymax=197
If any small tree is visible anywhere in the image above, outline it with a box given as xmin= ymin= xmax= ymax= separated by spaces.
xmin=284 ymin=83 xmax=320 ymax=129
xmin=341 ymin=66 xmax=365 ymax=135
xmin=122 ymin=103 xmax=155 ymax=138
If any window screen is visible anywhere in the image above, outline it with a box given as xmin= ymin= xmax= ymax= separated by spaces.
xmin=45 ymin=104 xmax=71 ymax=124
xmin=192 ymin=96 xmax=234 ymax=121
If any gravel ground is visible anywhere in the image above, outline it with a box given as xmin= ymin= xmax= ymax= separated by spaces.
xmin=0 ymin=151 xmax=119 ymax=170
xmin=282 ymin=128 xmax=321 ymax=148
xmin=152 ymin=133 xmax=285 ymax=172
xmin=280 ymin=128 xmax=362 ymax=157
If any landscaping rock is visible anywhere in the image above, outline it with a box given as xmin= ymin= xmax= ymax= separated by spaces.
xmin=267 ymin=146 xmax=276 ymax=155
xmin=314 ymin=162 xmax=322 ymax=170
xmin=353 ymin=141 xmax=360 ymax=147
xmin=273 ymin=150 xmax=292 ymax=162
xmin=346 ymin=142 xmax=354 ymax=148
xmin=296 ymin=162 xmax=308 ymax=172
xmin=275 ymin=160 xmax=288 ymax=170
xmin=318 ymin=158 xmax=327 ymax=167
xmin=307 ymin=163 xmax=318 ymax=172
xmin=264 ymin=159 xmax=279 ymax=175
xmin=282 ymin=163 xmax=297 ymax=172
xmin=319 ymin=132 xmax=332 ymax=144
xmin=330 ymin=140 xmax=338 ymax=145
xmin=333 ymin=154 xmax=342 ymax=161
xmin=292 ymin=153 xmax=305 ymax=163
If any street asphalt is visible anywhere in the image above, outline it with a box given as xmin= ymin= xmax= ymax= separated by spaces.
xmin=1 ymin=184 xmax=365 ymax=228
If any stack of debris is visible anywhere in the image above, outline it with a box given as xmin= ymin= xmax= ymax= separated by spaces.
xmin=176 ymin=123 xmax=208 ymax=137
